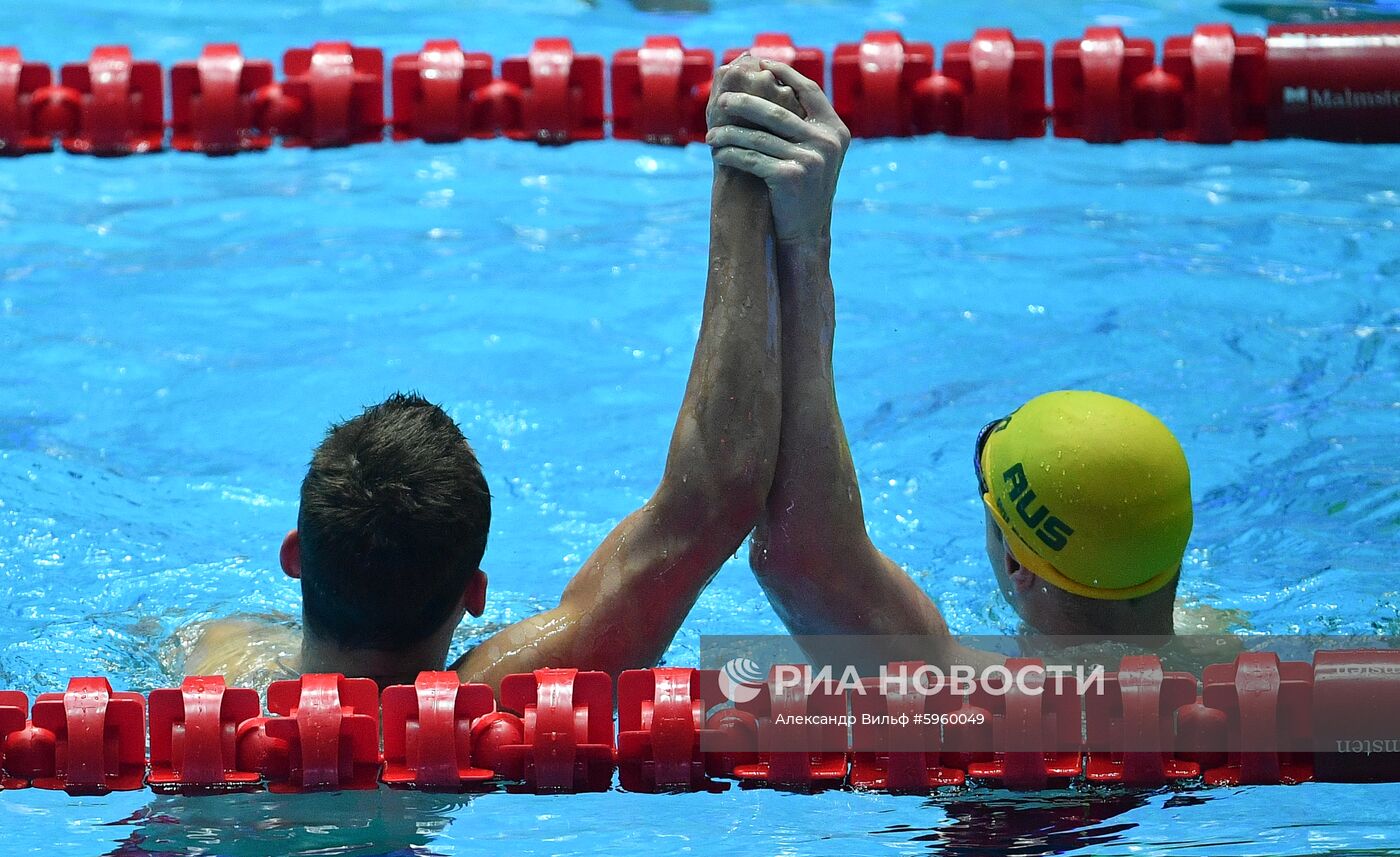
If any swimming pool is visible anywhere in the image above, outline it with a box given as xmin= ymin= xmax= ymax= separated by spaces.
xmin=2 ymin=0 xmax=1399 ymax=852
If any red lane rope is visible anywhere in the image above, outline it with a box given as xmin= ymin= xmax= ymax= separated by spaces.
xmin=1 ymin=650 xmax=1398 ymax=795
xmin=1 ymin=24 xmax=1398 ymax=156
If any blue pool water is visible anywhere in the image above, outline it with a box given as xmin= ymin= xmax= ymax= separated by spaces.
xmin=2 ymin=0 xmax=1400 ymax=853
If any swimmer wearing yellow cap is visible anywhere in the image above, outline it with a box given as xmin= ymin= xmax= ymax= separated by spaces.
xmin=974 ymin=390 xmax=1193 ymax=635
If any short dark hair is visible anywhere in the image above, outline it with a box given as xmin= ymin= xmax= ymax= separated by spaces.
xmin=297 ymin=392 xmax=491 ymax=650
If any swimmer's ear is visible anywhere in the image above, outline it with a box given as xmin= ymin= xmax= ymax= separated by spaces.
xmin=280 ymin=530 xmax=301 ymax=579
xmin=1006 ymin=550 xmax=1037 ymax=594
xmin=464 ymin=568 xmax=488 ymax=618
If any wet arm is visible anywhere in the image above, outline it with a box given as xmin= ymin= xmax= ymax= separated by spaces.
xmin=752 ymin=239 xmax=952 ymax=642
xmin=709 ymin=62 xmax=975 ymax=669
xmin=458 ymin=67 xmax=784 ymax=686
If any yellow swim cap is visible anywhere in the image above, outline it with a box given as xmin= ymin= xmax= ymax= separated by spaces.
xmin=980 ymin=390 xmax=1193 ymax=600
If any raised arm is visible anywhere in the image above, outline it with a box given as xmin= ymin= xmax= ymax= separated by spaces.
xmin=457 ymin=59 xmax=794 ymax=687
xmin=707 ymin=62 xmax=984 ymax=670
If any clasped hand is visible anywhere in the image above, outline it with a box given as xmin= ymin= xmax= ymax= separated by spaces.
xmin=706 ymin=55 xmax=851 ymax=246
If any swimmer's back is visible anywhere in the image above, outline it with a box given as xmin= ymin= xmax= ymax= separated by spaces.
xmin=174 ymin=615 xmax=300 ymax=693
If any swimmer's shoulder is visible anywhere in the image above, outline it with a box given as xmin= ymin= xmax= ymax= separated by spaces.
xmin=178 ymin=615 xmax=300 ymax=685
xmin=1151 ymin=601 xmax=1248 ymax=672
xmin=1174 ymin=601 xmax=1251 ymax=635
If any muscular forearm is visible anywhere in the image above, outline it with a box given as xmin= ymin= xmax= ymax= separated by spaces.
xmin=658 ymin=167 xmax=781 ymax=533
xmin=705 ymin=58 xmax=968 ymax=666
xmin=752 ymin=239 xmax=867 ymax=616
xmin=462 ymin=171 xmax=783 ymax=685
xmin=762 ymin=238 xmax=864 ymax=551
xmin=753 ymin=239 xmax=948 ymax=639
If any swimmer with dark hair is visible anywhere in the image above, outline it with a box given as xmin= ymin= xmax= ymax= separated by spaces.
xmin=179 ymin=57 xmax=804 ymax=690
xmin=706 ymin=59 xmax=1236 ymax=669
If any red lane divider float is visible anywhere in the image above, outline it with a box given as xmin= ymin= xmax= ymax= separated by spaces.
xmin=170 ymin=44 xmax=275 ymax=154
xmin=850 ymin=661 xmax=966 ymax=791
xmin=832 ymin=31 xmax=935 ymax=138
xmin=616 ymin=667 xmax=723 ymax=792
xmin=390 ymin=39 xmax=495 ymax=144
xmin=937 ymin=29 xmax=1047 ymax=139
xmin=730 ymin=666 xmax=849 ymax=789
xmin=1 ymin=23 xmax=1397 ymax=155
xmin=53 ymin=46 xmax=164 ymax=155
xmin=388 ymin=37 xmax=606 ymax=145
xmin=0 ymin=690 xmax=29 ymax=790
xmin=495 ymin=668 xmax=615 ymax=792
xmin=500 ymin=38 xmax=606 ymax=144
xmin=1 ymin=650 xmax=1399 ymax=795
xmin=1083 ymin=655 xmax=1201 ymax=786
xmin=832 ymin=29 xmax=1047 ymax=139
xmin=148 ymin=676 xmax=262 ymax=791
xmin=262 ymin=673 xmax=382 ymax=792
xmin=381 ymin=670 xmax=497 ymax=789
xmin=0 ymin=48 xmax=54 ymax=154
xmin=1052 ymin=25 xmax=1269 ymax=143
xmin=959 ymin=658 xmax=1086 ymax=790
xmin=1198 ymin=652 xmax=1315 ymax=785
xmin=1162 ymin=25 xmax=1268 ymax=143
xmin=272 ymin=42 xmax=385 ymax=149
xmin=1052 ymin=27 xmax=1158 ymax=142
xmin=7 ymin=678 xmax=147 ymax=794
xmin=612 ymin=36 xmax=712 ymax=145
